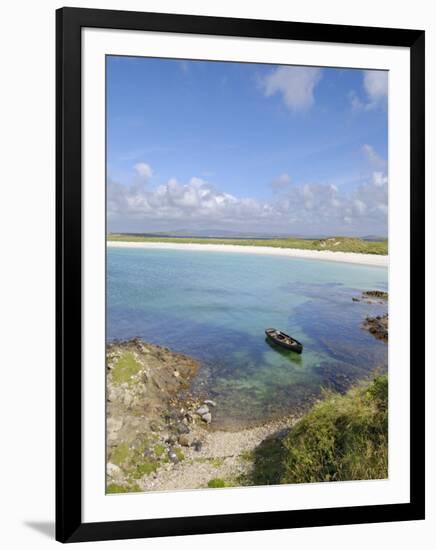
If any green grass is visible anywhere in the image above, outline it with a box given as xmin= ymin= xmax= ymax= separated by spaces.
xmin=108 ymin=234 xmax=388 ymax=255
xmin=174 ymin=448 xmax=185 ymax=462
xmin=132 ymin=460 xmax=158 ymax=479
xmin=111 ymin=351 xmax=141 ymax=385
xmin=281 ymin=375 xmax=388 ymax=484
xmin=109 ymin=442 xmax=130 ymax=466
xmin=106 ymin=482 xmax=142 ymax=494
xmin=109 ymin=437 xmax=164 ymax=482
xmin=207 ymin=478 xmax=228 ymax=488
xmin=243 ymin=376 xmax=388 ymax=486
xmin=243 ymin=437 xmax=287 ymax=486
xmin=153 ymin=444 xmax=166 ymax=457
xmin=239 ymin=450 xmax=254 ymax=462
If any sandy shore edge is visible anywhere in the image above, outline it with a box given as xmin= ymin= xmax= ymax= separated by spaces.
xmin=107 ymin=240 xmax=388 ymax=267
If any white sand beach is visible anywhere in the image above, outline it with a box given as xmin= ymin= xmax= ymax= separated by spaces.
xmin=107 ymin=241 xmax=388 ymax=267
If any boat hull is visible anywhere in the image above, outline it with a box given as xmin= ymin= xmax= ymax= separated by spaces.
xmin=265 ymin=329 xmax=303 ymax=354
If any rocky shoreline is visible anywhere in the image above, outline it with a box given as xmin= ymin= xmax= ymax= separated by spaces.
xmin=107 ymin=289 xmax=388 ymax=493
xmin=352 ymin=289 xmax=389 ymax=342
xmin=363 ymin=313 xmax=388 ymax=342
xmin=106 ymin=338 xmax=297 ymax=493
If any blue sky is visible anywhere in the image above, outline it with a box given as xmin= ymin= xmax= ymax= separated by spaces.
xmin=107 ymin=56 xmax=388 ymax=236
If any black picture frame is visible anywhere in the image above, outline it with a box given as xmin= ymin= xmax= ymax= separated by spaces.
xmin=56 ymin=6 xmax=425 ymax=543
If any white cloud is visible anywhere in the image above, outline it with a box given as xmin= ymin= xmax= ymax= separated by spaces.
xmin=134 ymin=162 xmax=153 ymax=179
xmin=351 ymin=70 xmax=388 ymax=111
xmin=260 ymin=66 xmax=322 ymax=112
xmin=349 ymin=90 xmax=363 ymax=111
xmin=364 ymin=70 xmax=388 ymax=102
xmin=271 ymin=173 xmax=291 ymax=191
xmin=353 ymin=199 xmax=367 ymax=215
xmin=373 ymin=172 xmax=388 ymax=187
xmin=108 ymin=156 xmax=388 ymax=236
xmin=361 ymin=144 xmax=386 ymax=171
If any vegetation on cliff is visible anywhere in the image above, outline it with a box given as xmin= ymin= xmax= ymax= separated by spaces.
xmin=244 ymin=375 xmax=388 ymax=486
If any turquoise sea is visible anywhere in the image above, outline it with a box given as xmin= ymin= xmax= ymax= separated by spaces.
xmin=107 ymin=247 xmax=388 ymax=429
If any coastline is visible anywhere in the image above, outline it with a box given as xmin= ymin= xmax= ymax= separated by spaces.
xmin=106 ymin=325 xmax=388 ymax=492
xmin=107 ymin=240 xmax=389 ymax=267
xmin=106 ymin=338 xmax=297 ymax=493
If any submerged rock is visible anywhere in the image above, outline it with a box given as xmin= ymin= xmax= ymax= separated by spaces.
xmin=354 ymin=290 xmax=388 ymax=304
xmin=363 ymin=290 xmax=388 ymax=300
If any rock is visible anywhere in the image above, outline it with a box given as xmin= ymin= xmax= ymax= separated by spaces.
xmin=191 ymin=440 xmax=202 ymax=452
xmin=201 ymin=412 xmax=212 ymax=424
xmin=107 ymin=417 xmax=123 ymax=434
xmin=363 ymin=313 xmax=388 ymax=342
xmin=123 ymin=392 xmax=133 ymax=408
xmin=107 ymin=388 xmax=118 ymax=402
xmin=105 ymin=339 xmax=202 ymax=481
xmin=196 ymin=405 xmax=209 ymax=416
xmin=178 ymin=434 xmax=193 ymax=447
xmin=149 ymin=421 xmax=160 ymax=432
xmin=176 ymin=423 xmax=190 ymax=435
xmin=168 ymin=450 xmax=179 ymax=464
xmin=106 ymin=463 xmax=122 ymax=478
xmin=352 ymin=297 xmax=360 ymax=302
xmin=363 ymin=290 xmax=388 ymax=300
xmin=164 ymin=410 xmax=179 ymax=423
xmin=203 ymin=399 xmax=217 ymax=407
xmin=143 ymin=448 xmax=155 ymax=460
xmin=360 ymin=290 xmax=388 ymax=304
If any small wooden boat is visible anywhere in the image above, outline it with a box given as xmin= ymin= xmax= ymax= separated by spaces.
xmin=265 ymin=328 xmax=303 ymax=354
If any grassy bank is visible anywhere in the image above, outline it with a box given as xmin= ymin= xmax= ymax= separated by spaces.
xmin=108 ymin=234 xmax=388 ymax=255
xmin=244 ymin=375 xmax=388 ymax=485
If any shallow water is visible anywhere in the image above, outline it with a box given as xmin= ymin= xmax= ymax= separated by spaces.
xmin=107 ymin=247 xmax=388 ymax=428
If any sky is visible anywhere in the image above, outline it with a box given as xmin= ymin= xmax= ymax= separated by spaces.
xmin=107 ymin=56 xmax=388 ymax=237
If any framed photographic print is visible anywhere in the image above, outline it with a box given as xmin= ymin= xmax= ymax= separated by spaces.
xmin=56 ymin=7 xmax=425 ymax=543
